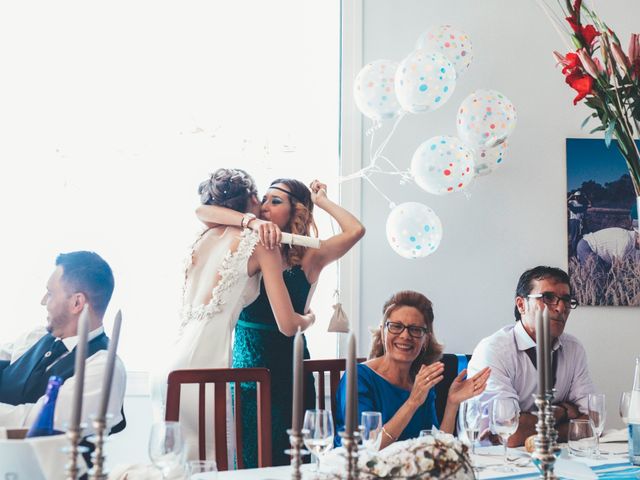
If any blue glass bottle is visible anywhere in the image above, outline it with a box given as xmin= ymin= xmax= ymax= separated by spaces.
xmin=26 ymin=375 xmax=63 ymax=437
xmin=628 ymin=357 xmax=640 ymax=465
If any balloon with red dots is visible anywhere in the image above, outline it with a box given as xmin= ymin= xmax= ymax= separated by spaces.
xmin=415 ymin=25 xmax=474 ymax=77
xmin=456 ymin=89 xmax=517 ymax=148
xmin=410 ymin=135 xmax=476 ymax=195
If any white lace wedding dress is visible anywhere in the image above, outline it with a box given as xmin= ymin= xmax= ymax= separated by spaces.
xmin=164 ymin=227 xmax=261 ymax=462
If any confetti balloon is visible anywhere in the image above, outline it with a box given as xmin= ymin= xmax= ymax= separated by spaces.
xmin=394 ymin=50 xmax=456 ymax=113
xmin=456 ymin=89 xmax=517 ymax=148
xmin=415 ymin=25 xmax=473 ymax=77
xmin=474 ymin=141 xmax=509 ymax=176
xmin=410 ymin=135 xmax=476 ymax=195
xmin=353 ymin=59 xmax=402 ymax=121
xmin=386 ymin=202 xmax=443 ymax=259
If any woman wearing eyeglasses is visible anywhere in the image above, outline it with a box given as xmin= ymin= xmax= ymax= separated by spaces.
xmin=336 ymin=290 xmax=490 ymax=448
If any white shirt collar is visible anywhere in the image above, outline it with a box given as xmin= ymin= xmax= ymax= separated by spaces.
xmin=60 ymin=326 xmax=104 ymax=351
xmin=514 ymin=320 xmax=563 ymax=352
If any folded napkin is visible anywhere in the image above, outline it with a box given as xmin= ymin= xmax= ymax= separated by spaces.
xmin=600 ymin=428 xmax=628 ymax=443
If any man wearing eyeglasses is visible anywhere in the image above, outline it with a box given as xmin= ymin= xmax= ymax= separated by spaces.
xmin=468 ymin=266 xmax=595 ymax=447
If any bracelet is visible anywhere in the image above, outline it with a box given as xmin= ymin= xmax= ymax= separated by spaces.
xmin=381 ymin=426 xmax=397 ymax=442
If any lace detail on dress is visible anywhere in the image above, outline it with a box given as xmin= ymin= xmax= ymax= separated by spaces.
xmin=180 ymin=229 xmax=259 ymax=326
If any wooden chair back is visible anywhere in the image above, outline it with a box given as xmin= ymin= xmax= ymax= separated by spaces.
xmin=303 ymin=358 xmax=366 ymax=415
xmin=165 ymin=368 xmax=271 ymax=470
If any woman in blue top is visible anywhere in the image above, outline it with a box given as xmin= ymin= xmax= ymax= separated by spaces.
xmin=337 ymin=290 xmax=491 ymax=449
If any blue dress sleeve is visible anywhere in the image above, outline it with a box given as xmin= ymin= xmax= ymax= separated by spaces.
xmin=335 ymin=364 xmax=378 ymax=445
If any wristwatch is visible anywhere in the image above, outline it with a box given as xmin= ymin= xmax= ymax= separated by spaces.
xmin=240 ymin=213 xmax=257 ymax=229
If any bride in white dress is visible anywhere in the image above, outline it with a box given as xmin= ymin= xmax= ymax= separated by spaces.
xmin=162 ymin=168 xmax=315 ymax=462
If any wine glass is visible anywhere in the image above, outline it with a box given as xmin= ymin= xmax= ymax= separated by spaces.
xmin=620 ymin=391 xmax=632 ymax=424
xmin=361 ymin=411 xmax=382 ymax=453
xmin=461 ymin=398 xmax=482 ymax=455
xmin=588 ymin=393 xmax=606 ymax=458
xmin=568 ymin=419 xmax=597 ymax=457
xmin=302 ymin=409 xmax=334 ymax=474
xmin=187 ymin=460 xmax=217 ymax=480
xmin=490 ymin=397 xmax=520 ymax=472
xmin=148 ymin=421 xmax=185 ymax=479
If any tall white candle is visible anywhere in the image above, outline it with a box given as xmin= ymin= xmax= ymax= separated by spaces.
xmin=345 ymin=331 xmax=357 ymax=436
xmin=535 ymin=307 xmax=545 ymax=397
xmin=96 ymin=310 xmax=122 ymax=422
xmin=291 ymin=327 xmax=303 ymax=434
xmin=542 ymin=306 xmax=551 ymax=393
xmin=70 ymin=305 xmax=90 ymax=430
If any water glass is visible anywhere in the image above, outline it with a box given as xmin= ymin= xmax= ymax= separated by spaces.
xmin=568 ymin=419 xmax=597 ymax=457
xmin=187 ymin=460 xmax=217 ymax=479
xmin=302 ymin=409 xmax=334 ymax=472
xmin=620 ymin=391 xmax=632 ymax=424
xmin=490 ymin=397 xmax=520 ymax=472
xmin=588 ymin=393 xmax=606 ymax=458
xmin=148 ymin=421 xmax=185 ymax=479
xmin=461 ymin=398 xmax=482 ymax=455
xmin=361 ymin=411 xmax=382 ymax=453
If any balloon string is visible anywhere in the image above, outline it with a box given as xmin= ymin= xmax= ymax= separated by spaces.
xmin=369 ymin=111 xmax=406 ymax=168
xmin=364 ymin=175 xmax=396 ymax=207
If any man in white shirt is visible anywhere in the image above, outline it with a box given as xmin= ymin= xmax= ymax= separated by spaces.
xmin=577 ymin=227 xmax=639 ymax=266
xmin=0 ymin=251 xmax=126 ymax=436
xmin=468 ymin=266 xmax=595 ymax=447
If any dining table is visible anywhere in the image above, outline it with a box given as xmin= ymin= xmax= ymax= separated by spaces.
xmin=210 ymin=443 xmax=639 ymax=480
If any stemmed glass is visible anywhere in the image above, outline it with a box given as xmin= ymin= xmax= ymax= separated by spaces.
xmin=361 ymin=411 xmax=382 ymax=453
xmin=490 ymin=398 xmax=520 ymax=472
xmin=148 ymin=421 xmax=185 ymax=479
xmin=620 ymin=391 xmax=632 ymax=425
xmin=588 ymin=393 xmax=606 ymax=458
xmin=302 ymin=409 xmax=334 ymax=474
xmin=461 ymin=398 xmax=482 ymax=455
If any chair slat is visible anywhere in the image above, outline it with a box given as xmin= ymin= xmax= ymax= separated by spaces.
xmin=214 ymin=381 xmax=228 ymax=470
xmin=198 ymin=383 xmax=206 ymax=461
xmin=234 ymin=381 xmax=244 ymax=469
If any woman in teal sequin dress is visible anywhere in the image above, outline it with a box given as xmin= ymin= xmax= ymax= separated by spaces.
xmin=197 ymin=178 xmax=365 ymax=467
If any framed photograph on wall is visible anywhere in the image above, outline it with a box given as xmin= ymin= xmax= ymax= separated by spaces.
xmin=566 ymin=138 xmax=640 ymax=306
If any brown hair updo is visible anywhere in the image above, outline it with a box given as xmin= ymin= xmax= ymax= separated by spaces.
xmin=198 ymin=168 xmax=258 ymax=213
xmin=369 ymin=290 xmax=444 ymax=379
xmin=270 ymin=178 xmax=318 ymax=266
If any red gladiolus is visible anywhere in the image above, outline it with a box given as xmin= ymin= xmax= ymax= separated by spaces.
xmin=565 ymin=71 xmax=593 ymax=104
xmin=558 ymin=52 xmax=582 ymax=74
xmin=581 ymin=25 xmax=600 ymax=46
xmin=566 ymin=17 xmax=600 ymax=46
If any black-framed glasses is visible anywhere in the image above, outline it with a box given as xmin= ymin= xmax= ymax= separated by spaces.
xmin=385 ymin=321 xmax=428 ymax=339
xmin=527 ymin=292 xmax=578 ymax=309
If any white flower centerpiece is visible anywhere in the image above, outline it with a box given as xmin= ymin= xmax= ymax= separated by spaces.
xmin=358 ymin=431 xmax=475 ymax=480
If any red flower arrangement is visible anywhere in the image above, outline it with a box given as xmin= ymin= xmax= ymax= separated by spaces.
xmin=542 ymin=0 xmax=640 ymax=194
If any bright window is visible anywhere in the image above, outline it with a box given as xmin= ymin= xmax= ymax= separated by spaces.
xmin=0 ymin=1 xmax=341 ymax=370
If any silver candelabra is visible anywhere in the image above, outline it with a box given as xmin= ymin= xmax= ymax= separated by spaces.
xmin=532 ymin=391 xmax=560 ymax=480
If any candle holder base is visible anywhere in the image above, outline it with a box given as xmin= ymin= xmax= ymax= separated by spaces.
xmin=64 ymin=427 xmax=88 ymax=480
xmin=88 ymin=417 xmax=109 ymax=480
xmin=287 ymin=429 xmax=305 ymax=480
xmin=532 ymin=392 xmax=559 ymax=480
xmin=338 ymin=431 xmax=360 ymax=480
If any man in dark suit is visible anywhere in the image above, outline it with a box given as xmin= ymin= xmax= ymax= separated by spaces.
xmin=0 ymin=251 xmax=126 ymax=435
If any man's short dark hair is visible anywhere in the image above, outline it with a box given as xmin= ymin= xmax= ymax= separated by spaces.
xmin=56 ymin=251 xmax=114 ymax=317
xmin=514 ymin=266 xmax=570 ymax=321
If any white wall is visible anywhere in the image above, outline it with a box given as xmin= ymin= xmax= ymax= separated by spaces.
xmin=355 ymin=0 xmax=640 ymax=429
